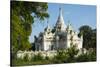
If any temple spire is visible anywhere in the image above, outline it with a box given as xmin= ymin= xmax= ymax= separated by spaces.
xmin=58 ymin=7 xmax=64 ymax=24
xmin=56 ymin=7 xmax=66 ymax=31
xmin=44 ymin=18 xmax=51 ymax=32
xmin=59 ymin=7 xmax=62 ymax=17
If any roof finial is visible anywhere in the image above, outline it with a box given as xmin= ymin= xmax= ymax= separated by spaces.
xmin=67 ymin=20 xmax=70 ymax=28
xmin=68 ymin=20 xmax=70 ymax=23
xmin=59 ymin=6 xmax=62 ymax=16
xmin=67 ymin=20 xmax=73 ymax=30
xmin=59 ymin=6 xmax=61 ymax=11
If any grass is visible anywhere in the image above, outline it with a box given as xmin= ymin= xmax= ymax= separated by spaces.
xmin=12 ymin=59 xmax=53 ymax=66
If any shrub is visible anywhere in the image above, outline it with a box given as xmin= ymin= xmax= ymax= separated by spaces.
xmin=76 ymin=49 xmax=96 ymax=62
xmin=23 ymin=54 xmax=29 ymax=61
xmin=45 ymin=56 xmax=50 ymax=60
xmin=31 ymin=53 xmax=44 ymax=61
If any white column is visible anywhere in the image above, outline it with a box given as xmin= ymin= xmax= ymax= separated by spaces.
xmin=56 ymin=36 xmax=59 ymax=50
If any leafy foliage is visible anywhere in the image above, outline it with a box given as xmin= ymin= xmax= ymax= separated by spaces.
xmin=52 ymin=44 xmax=79 ymax=63
xmin=79 ymin=25 xmax=96 ymax=49
xmin=31 ymin=53 xmax=44 ymax=61
xmin=11 ymin=1 xmax=49 ymax=52
xmin=76 ymin=49 xmax=96 ymax=62
xmin=11 ymin=2 xmax=49 ymax=65
xmin=12 ymin=47 xmax=96 ymax=66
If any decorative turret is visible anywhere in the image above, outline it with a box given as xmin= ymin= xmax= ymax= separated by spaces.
xmin=55 ymin=7 xmax=66 ymax=31
xmin=44 ymin=19 xmax=51 ymax=34
xmin=66 ymin=20 xmax=73 ymax=31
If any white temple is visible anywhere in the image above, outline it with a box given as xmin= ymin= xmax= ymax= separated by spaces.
xmin=34 ymin=8 xmax=83 ymax=51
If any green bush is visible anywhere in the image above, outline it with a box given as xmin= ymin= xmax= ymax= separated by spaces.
xmin=11 ymin=48 xmax=96 ymax=66
xmin=45 ymin=56 xmax=50 ymax=60
xmin=23 ymin=54 xmax=29 ymax=61
xmin=31 ymin=53 xmax=44 ymax=61
xmin=76 ymin=49 xmax=96 ymax=62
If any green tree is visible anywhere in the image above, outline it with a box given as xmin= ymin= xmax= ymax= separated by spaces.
xmin=90 ymin=29 xmax=96 ymax=49
xmin=11 ymin=1 xmax=49 ymax=51
xmin=79 ymin=25 xmax=96 ymax=49
xmin=11 ymin=1 xmax=49 ymax=62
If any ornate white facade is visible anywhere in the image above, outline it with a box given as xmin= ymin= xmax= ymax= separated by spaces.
xmin=34 ymin=8 xmax=83 ymax=51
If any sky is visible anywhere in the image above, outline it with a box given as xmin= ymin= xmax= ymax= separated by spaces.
xmin=29 ymin=3 xmax=96 ymax=43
